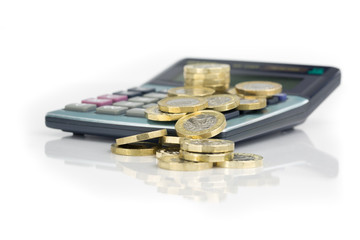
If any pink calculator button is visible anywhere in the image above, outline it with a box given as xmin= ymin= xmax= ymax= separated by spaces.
xmin=98 ymin=94 xmax=128 ymax=102
xmin=81 ymin=98 xmax=112 ymax=107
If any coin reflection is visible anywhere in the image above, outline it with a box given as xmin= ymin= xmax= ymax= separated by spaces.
xmin=45 ymin=129 xmax=338 ymax=202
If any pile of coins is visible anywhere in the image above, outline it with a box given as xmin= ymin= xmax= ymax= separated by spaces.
xmin=183 ymin=63 xmax=231 ymax=93
xmin=110 ymin=62 xmax=289 ymax=171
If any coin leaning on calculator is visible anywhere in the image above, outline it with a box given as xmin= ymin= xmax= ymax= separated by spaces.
xmin=108 ymin=63 xmax=286 ymax=171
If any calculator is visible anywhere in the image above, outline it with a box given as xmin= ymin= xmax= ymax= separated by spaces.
xmin=45 ymin=58 xmax=341 ymax=142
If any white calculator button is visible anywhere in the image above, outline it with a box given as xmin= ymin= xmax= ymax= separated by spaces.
xmin=125 ymin=108 xmax=146 ymax=118
xmin=64 ymin=103 xmax=96 ymax=112
xmin=128 ymin=97 xmax=158 ymax=104
xmin=96 ymin=106 xmax=128 ymax=115
xmin=113 ymin=101 xmax=144 ymax=108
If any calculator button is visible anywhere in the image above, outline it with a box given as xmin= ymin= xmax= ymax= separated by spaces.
xmin=128 ymin=96 xmax=158 ymax=104
xmin=274 ymin=93 xmax=287 ymax=102
xmin=128 ymin=87 xmax=155 ymax=93
xmin=96 ymin=105 xmax=128 ymax=115
xmin=143 ymin=92 xmax=168 ymax=99
xmin=81 ymin=98 xmax=112 ymax=107
xmin=113 ymin=91 xmax=142 ymax=97
xmin=142 ymin=103 xmax=158 ymax=109
xmin=126 ymin=108 xmax=146 ymax=118
xmin=65 ymin=103 xmax=96 ymax=112
xmin=113 ymin=101 xmax=144 ymax=108
xmin=98 ymin=94 xmax=128 ymax=103
xmin=267 ymin=96 xmax=279 ymax=105
xmin=156 ymin=88 xmax=170 ymax=94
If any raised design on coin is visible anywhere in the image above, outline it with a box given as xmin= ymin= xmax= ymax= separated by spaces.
xmin=183 ymin=114 xmax=217 ymax=132
xmin=166 ymin=98 xmax=200 ymax=106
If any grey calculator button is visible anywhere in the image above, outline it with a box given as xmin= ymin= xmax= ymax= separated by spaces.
xmin=142 ymin=103 xmax=158 ymax=109
xmin=65 ymin=103 xmax=96 ymax=112
xmin=96 ymin=106 xmax=127 ymax=115
xmin=128 ymin=87 xmax=155 ymax=93
xmin=156 ymin=88 xmax=169 ymax=94
xmin=126 ymin=108 xmax=146 ymax=118
xmin=113 ymin=101 xmax=144 ymax=108
xmin=143 ymin=92 xmax=168 ymax=99
xmin=128 ymin=96 xmax=158 ymax=104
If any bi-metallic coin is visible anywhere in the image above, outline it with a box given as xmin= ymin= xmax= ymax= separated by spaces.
xmin=235 ymin=81 xmax=282 ymax=97
xmin=175 ymin=110 xmax=226 ymax=139
xmin=158 ymin=96 xmax=208 ymax=113
xmin=216 ymin=153 xmax=263 ymax=168
xmin=115 ymin=129 xmax=167 ymax=146
xmin=181 ymin=138 xmax=234 ymax=153
xmin=145 ymin=106 xmax=186 ymax=121
xmin=205 ymin=94 xmax=240 ymax=112
xmin=167 ymin=87 xmax=215 ymax=97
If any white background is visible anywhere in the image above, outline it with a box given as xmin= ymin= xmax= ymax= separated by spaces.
xmin=1 ymin=0 xmax=359 ymax=239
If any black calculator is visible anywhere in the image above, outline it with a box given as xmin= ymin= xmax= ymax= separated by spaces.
xmin=45 ymin=58 xmax=341 ymax=142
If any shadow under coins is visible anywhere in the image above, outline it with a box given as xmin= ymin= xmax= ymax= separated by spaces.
xmin=45 ymin=129 xmax=339 ymax=202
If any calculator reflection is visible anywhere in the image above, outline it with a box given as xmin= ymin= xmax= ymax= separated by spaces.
xmin=45 ymin=129 xmax=338 ymax=202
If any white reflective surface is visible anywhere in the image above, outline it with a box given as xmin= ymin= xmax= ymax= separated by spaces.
xmin=44 ymin=129 xmax=338 ymax=203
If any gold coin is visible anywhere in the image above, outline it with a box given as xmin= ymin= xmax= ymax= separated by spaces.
xmin=180 ymin=138 xmax=234 ymax=153
xmin=216 ymin=153 xmax=263 ymax=168
xmin=156 ymin=148 xmax=180 ymax=161
xmin=184 ymin=72 xmax=230 ymax=80
xmin=160 ymin=136 xmax=183 ymax=145
xmin=167 ymin=86 xmax=215 ymax=97
xmin=241 ymin=95 xmax=267 ymax=100
xmin=235 ymin=81 xmax=282 ymax=97
xmin=115 ymin=129 xmax=167 ymax=146
xmin=111 ymin=142 xmax=158 ymax=156
xmin=184 ymin=63 xmax=230 ymax=74
xmin=211 ymin=84 xmax=230 ymax=93
xmin=158 ymin=96 xmax=208 ymax=113
xmin=185 ymin=82 xmax=230 ymax=93
xmin=175 ymin=110 xmax=226 ymax=139
xmin=180 ymin=150 xmax=234 ymax=162
xmin=157 ymin=155 xmax=213 ymax=171
xmin=237 ymin=98 xmax=266 ymax=110
xmin=205 ymin=94 xmax=240 ymax=112
xmin=145 ymin=106 xmax=186 ymax=121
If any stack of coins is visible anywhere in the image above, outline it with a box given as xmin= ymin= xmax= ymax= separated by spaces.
xmin=111 ymin=129 xmax=167 ymax=156
xmin=180 ymin=139 xmax=234 ymax=163
xmin=233 ymin=81 xmax=284 ymax=111
xmin=110 ymin=62 xmax=285 ymax=171
xmin=183 ymin=63 xmax=231 ymax=93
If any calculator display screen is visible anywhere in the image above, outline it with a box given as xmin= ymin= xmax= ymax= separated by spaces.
xmin=173 ymin=74 xmax=302 ymax=91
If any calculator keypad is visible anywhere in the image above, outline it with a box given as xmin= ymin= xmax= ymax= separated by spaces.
xmin=64 ymin=87 xmax=287 ymax=119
